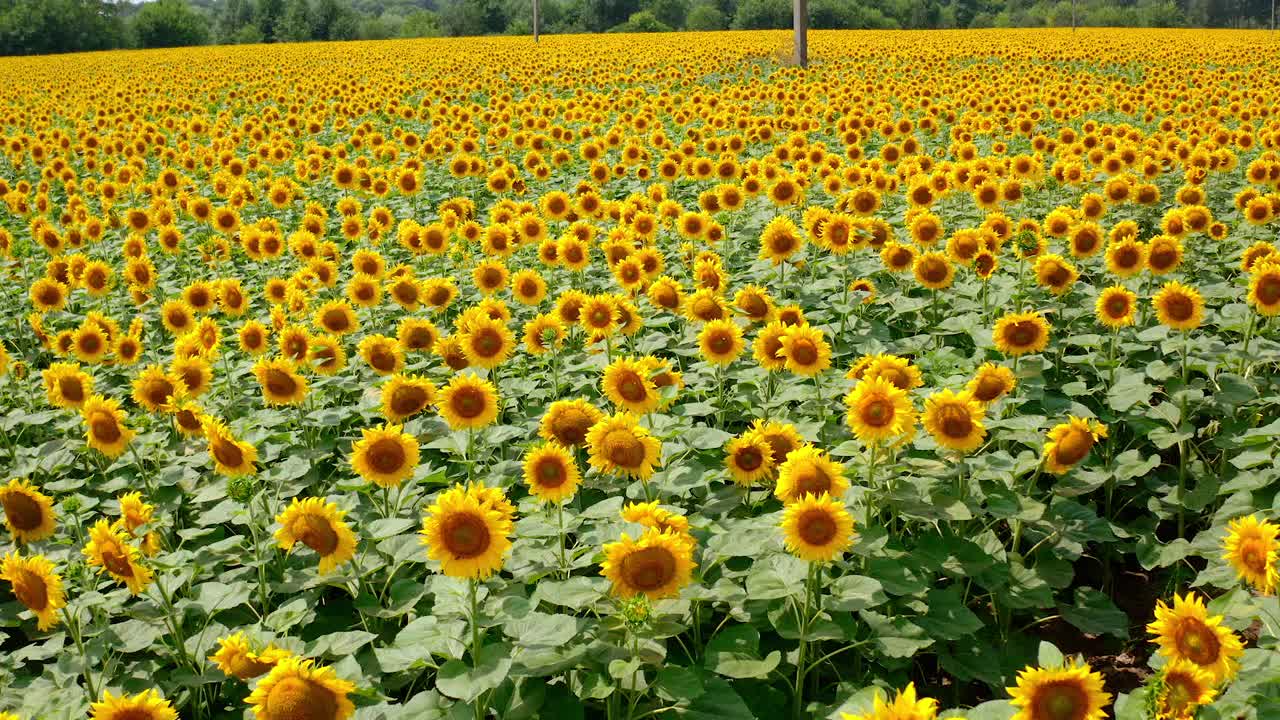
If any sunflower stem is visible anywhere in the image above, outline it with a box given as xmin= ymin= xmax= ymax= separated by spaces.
xmin=1107 ymin=327 xmax=1119 ymax=387
xmin=1009 ymin=465 xmax=1043 ymax=554
xmin=792 ymin=563 xmax=817 ymax=720
xmin=469 ymin=579 xmax=486 ymax=719
xmin=556 ymin=500 xmax=569 ymax=579
xmin=864 ymin=443 xmax=879 ymax=530
xmin=465 ymin=428 xmax=476 ymax=484
xmin=1239 ymin=310 xmax=1257 ymax=376
xmin=1177 ymin=333 xmax=1190 ymax=538
xmin=61 ymin=606 xmax=98 ymax=701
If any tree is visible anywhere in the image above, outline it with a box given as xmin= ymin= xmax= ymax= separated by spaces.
xmin=131 ymin=0 xmax=210 ymax=47
xmin=0 ymin=0 xmax=125 ymax=55
xmin=217 ymin=0 xmax=255 ymax=42
xmin=277 ymin=0 xmax=315 ymax=41
xmin=256 ymin=0 xmax=285 ymax=39
xmin=401 ymin=9 xmax=443 ymax=36
xmin=685 ymin=1 xmax=726 ymax=27
xmin=645 ymin=0 xmax=690 ymax=27
xmin=313 ymin=0 xmax=359 ymax=39
xmin=731 ymin=0 xmax=789 ymax=28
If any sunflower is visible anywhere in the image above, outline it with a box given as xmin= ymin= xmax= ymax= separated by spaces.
xmin=171 ymin=356 xmax=212 ymax=397
xmin=993 ymin=311 xmax=1051 ymax=356
xmin=160 ymin=299 xmax=195 ymax=336
xmin=723 ymin=434 xmax=775 ymax=486
xmin=1095 ymin=286 xmax=1137 ymax=328
xmin=781 ymin=492 xmax=855 ymax=562
xmin=1147 ymin=235 xmax=1184 ymax=275
xmin=580 ymin=294 xmax=620 ymax=336
xmin=922 ymin=389 xmax=986 ymax=453
xmin=751 ymin=321 xmax=789 ymax=372
xmin=586 ymin=412 xmax=662 ymax=480
xmin=601 ymin=528 xmax=696 ymax=600
xmin=458 ymin=314 xmax=515 ymax=369
xmin=43 ymin=362 xmax=93 ymax=409
xmin=511 ymin=268 xmax=548 ymax=305
xmin=745 ymin=419 xmax=805 ymax=470
xmin=29 ymin=278 xmax=67 ymax=312
xmin=82 ymin=394 xmax=134 ymax=459
xmin=1147 ymin=592 xmax=1244 ymax=684
xmin=913 ymin=252 xmax=954 ymax=290
xmin=1153 ymin=281 xmax=1204 ymax=331
xmin=698 ymin=319 xmax=745 ymax=366
xmin=523 ymin=443 xmax=581 ymax=504
xmin=0 ymin=478 xmax=57 ymax=543
xmin=350 ymin=424 xmax=419 ymax=488
xmin=88 ymin=689 xmax=178 ymax=720
xmin=1106 ymin=239 xmax=1147 ymax=278
xmin=202 ymin=415 xmax=258 ymax=477
xmin=620 ymin=501 xmax=692 ymax=538
xmin=733 ymin=285 xmax=776 ymax=323
xmin=966 ymin=363 xmax=1016 ymax=404
xmin=843 ymin=377 xmax=916 ymax=445
xmin=1043 ymin=416 xmax=1107 ymax=474
xmin=1034 ymin=254 xmax=1079 ymax=295
xmin=540 ymin=398 xmax=604 ymax=447
xmin=841 ymin=683 xmax=937 ymax=720
xmin=253 ymin=358 xmax=308 ymax=406
xmin=239 ymin=321 xmax=271 ymax=355
xmin=774 ymin=446 xmax=849 ymax=504
xmin=420 ymin=482 xmax=514 ymax=579
xmin=245 ymin=657 xmax=355 ymax=720
xmin=776 ymin=323 xmax=831 ymax=377
xmin=862 ymin=354 xmax=923 ymax=391
xmin=209 ymin=632 xmax=291 ymax=681
xmin=83 ymin=519 xmax=153 ymax=594
xmin=274 ymin=497 xmax=358 ymax=573
xmin=436 ymin=374 xmax=499 ymax=430
xmin=1006 ymin=662 xmax=1110 ymax=720
xmin=522 ymin=313 xmax=566 ymax=355
xmin=380 ymin=374 xmax=437 ymax=422
xmin=759 ymin=215 xmax=804 ymax=264
xmin=358 ymin=334 xmax=404 ymax=375
xmin=312 ymin=300 xmax=359 ymax=336
xmin=1152 ymin=660 xmax=1217 ymax=720
xmin=72 ymin=324 xmax=109 ymax=364
xmin=1222 ymin=514 xmax=1278 ymax=594
xmin=1 ymin=552 xmax=66 ymax=630
xmin=1247 ymin=260 xmax=1280 ymax=316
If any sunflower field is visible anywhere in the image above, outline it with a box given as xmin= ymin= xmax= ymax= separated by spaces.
xmin=1 ymin=26 xmax=1280 ymax=720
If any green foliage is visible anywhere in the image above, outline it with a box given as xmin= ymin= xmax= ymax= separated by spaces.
xmin=132 ymin=0 xmax=211 ymax=47
xmin=0 ymin=0 xmax=124 ymax=56
xmin=609 ymin=9 xmax=672 ymax=31
xmin=685 ymin=2 xmax=726 ymax=29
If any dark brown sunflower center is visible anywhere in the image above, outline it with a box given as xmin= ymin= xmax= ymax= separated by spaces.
xmin=1033 ymin=681 xmax=1089 ymax=720
xmin=2 ymin=491 xmax=43 ymax=531
xmin=792 ymin=465 xmax=832 ymax=497
xmin=472 ymin=329 xmax=503 ymax=357
xmin=551 ymin=413 xmax=591 ymax=446
xmin=1106 ymin=296 xmax=1131 ymax=318
xmin=707 ymin=331 xmax=733 ymax=355
xmin=1258 ymin=277 xmax=1280 ymax=305
xmin=1176 ymin=619 xmax=1222 ymax=666
xmin=369 ymin=348 xmax=397 ymax=372
xmin=789 ymin=340 xmax=818 ymax=366
xmin=861 ymin=399 xmax=894 ymax=427
xmin=621 ymin=546 xmax=675 ymax=591
xmin=265 ymin=369 xmax=298 ymax=398
xmin=264 ymin=676 xmax=338 ymax=720
xmin=735 ymin=447 xmax=764 ymax=471
xmin=293 ymin=514 xmax=340 ymax=556
xmin=323 ymin=310 xmax=350 ymax=332
xmin=1150 ymin=248 xmax=1176 ymax=270
xmin=1054 ymin=429 xmax=1095 ymax=467
xmin=1007 ymin=321 xmax=1041 ymax=348
xmin=367 ymin=439 xmax=406 ymax=474
xmin=451 ymin=388 xmax=486 ymax=419
xmin=78 ymin=333 xmax=103 ymax=354
xmin=973 ymin=376 xmax=1007 ymax=402
xmin=90 ymin=412 xmax=122 ymax=443
xmin=59 ymin=377 xmax=86 ymax=403
xmin=921 ymin=259 xmax=948 ymax=282
xmin=616 ymin=372 xmax=647 ymax=403
xmin=937 ymin=405 xmax=973 ymax=439
xmin=12 ymin=568 xmax=48 ymax=610
xmin=391 ymin=386 xmax=428 ymax=416
xmin=101 ymin=546 xmax=135 ymax=578
xmin=212 ymin=437 xmax=246 ymax=469
xmin=797 ymin=508 xmax=838 ymax=546
xmin=443 ymin=513 xmax=491 ymax=559
xmin=535 ymin=458 xmax=568 ymax=488
xmin=604 ymin=429 xmax=646 ymax=468
xmin=1164 ymin=294 xmax=1194 ymax=321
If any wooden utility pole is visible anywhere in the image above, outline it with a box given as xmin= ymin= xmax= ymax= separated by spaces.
xmin=533 ymin=0 xmax=540 ymax=41
xmin=792 ymin=0 xmax=808 ymax=67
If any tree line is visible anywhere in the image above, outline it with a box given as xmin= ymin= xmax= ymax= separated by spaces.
xmin=0 ymin=0 xmax=1274 ymax=56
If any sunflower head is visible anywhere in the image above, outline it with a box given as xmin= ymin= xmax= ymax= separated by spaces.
xmin=437 ymin=373 xmax=500 ymax=430
xmin=781 ymin=493 xmax=855 ymax=563
xmin=966 ymin=363 xmax=1016 ymax=404
xmin=922 ymin=389 xmax=986 ymax=454
xmin=698 ymin=319 xmax=745 ymax=365
xmin=843 ymin=377 xmax=917 ymax=445
xmin=1042 ymin=416 xmax=1107 ymax=475
xmin=777 ymin=323 xmax=832 ymax=377
xmin=351 ymin=424 xmax=419 ymax=488
xmin=993 ymin=311 xmax=1051 ymax=356
xmin=0 ymin=478 xmax=57 ymax=543
xmin=83 ymin=518 xmax=153 ymax=594
xmin=1152 ymin=281 xmax=1204 ymax=331
xmin=724 ymin=434 xmax=775 ymax=486
xmin=274 ymin=497 xmax=358 ymax=574
xmin=774 ymin=446 xmax=849 ymax=504
xmin=89 ymin=689 xmax=178 ymax=720
xmin=420 ymin=483 xmax=515 ymax=579
xmin=539 ymin=399 xmax=604 ymax=447
xmin=245 ymin=657 xmax=355 ymax=720
xmin=201 ymin=415 xmax=258 ymax=477
xmin=601 ymin=528 xmax=696 ymax=600
xmin=1146 ymin=592 xmax=1244 ymax=684
xmin=1 ymin=551 xmax=66 ymax=630
xmin=522 ymin=442 xmax=581 ymax=504
xmin=1222 ymin=514 xmax=1279 ymax=594
xmin=841 ymin=682 xmax=937 ymax=720
xmin=586 ymin=412 xmax=662 ymax=480
xmin=1007 ymin=662 xmax=1111 ymax=720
